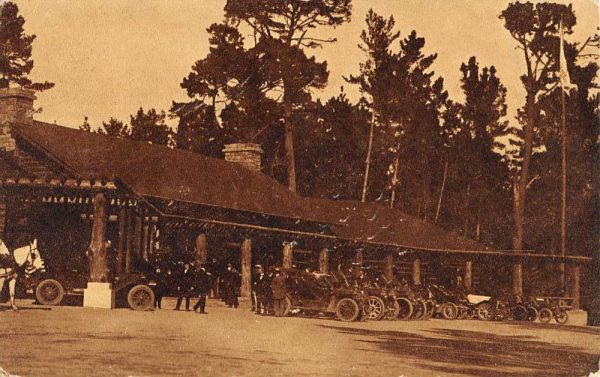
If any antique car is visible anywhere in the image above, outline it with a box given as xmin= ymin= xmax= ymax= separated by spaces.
xmin=280 ymin=269 xmax=369 ymax=322
xmin=23 ymin=260 xmax=157 ymax=311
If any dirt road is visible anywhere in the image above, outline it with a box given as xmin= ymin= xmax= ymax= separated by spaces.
xmin=0 ymin=298 xmax=598 ymax=377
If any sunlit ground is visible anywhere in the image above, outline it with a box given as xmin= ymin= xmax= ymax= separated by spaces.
xmin=1 ymin=298 xmax=599 ymax=377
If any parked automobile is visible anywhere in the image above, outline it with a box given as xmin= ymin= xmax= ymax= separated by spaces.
xmin=280 ymin=269 xmax=369 ymax=322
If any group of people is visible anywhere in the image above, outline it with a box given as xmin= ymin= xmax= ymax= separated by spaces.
xmin=250 ymin=265 xmax=287 ymax=317
xmin=151 ymin=259 xmax=242 ymax=313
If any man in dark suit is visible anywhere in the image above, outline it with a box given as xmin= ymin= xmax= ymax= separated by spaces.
xmin=222 ymin=263 xmax=240 ymax=308
xmin=271 ymin=268 xmax=287 ymax=317
xmin=175 ymin=261 xmax=194 ymax=311
xmin=192 ymin=264 xmax=210 ymax=314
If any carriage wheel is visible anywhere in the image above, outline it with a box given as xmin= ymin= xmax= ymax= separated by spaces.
xmin=441 ymin=302 xmax=459 ymax=320
xmin=336 ymin=298 xmax=360 ymax=322
xmin=554 ymin=310 xmax=569 ymax=325
xmin=35 ymin=279 xmax=65 ymax=306
xmin=127 ymin=285 xmax=155 ymax=311
xmin=526 ymin=306 xmax=539 ymax=322
xmin=476 ymin=302 xmax=494 ymax=321
xmin=396 ymin=297 xmax=413 ymax=320
xmin=367 ymin=296 xmax=386 ymax=321
xmin=538 ymin=307 xmax=553 ymax=323
xmin=512 ymin=305 xmax=529 ymax=321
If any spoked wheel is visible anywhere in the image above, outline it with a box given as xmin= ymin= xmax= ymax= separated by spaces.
xmin=554 ymin=310 xmax=569 ymax=325
xmin=35 ymin=279 xmax=65 ymax=306
xmin=526 ymin=306 xmax=539 ymax=322
xmin=476 ymin=302 xmax=494 ymax=321
xmin=422 ymin=300 xmax=436 ymax=320
xmin=512 ymin=305 xmax=529 ymax=321
xmin=411 ymin=300 xmax=427 ymax=320
xmin=538 ymin=307 xmax=553 ymax=323
xmin=441 ymin=302 xmax=459 ymax=320
xmin=336 ymin=298 xmax=360 ymax=322
xmin=367 ymin=296 xmax=386 ymax=321
xmin=127 ymin=285 xmax=155 ymax=311
xmin=396 ymin=298 xmax=413 ymax=320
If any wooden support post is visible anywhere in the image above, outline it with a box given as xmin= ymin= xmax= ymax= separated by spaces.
xmin=89 ymin=193 xmax=108 ymax=282
xmin=125 ymin=210 xmax=133 ymax=273
xmin=133 ymin=213 xmax=142 ymax=260
xmin=384 ymin=252 xmax=394 ymax=282
xmin=318 ymin=248 xmax=330 ymax=274
xmin=464 ymin=261 xmax=473 ymax=291
xmin=412 ymin=258 xmax=421 ymax=285
xmin=570 ymin=264 xmax=580 ymax=310
xmin=196 ymin=234 xmax=208 ymax=265
xmin=283 ymin=243 xmax=293 ymax=269
xmin=240 ymin=239 xmax=252 ymax=297
xmin=142 ymin=223 xmax=149 ymax=262
xmin=513 ymin=262 xmax=523 ymax=298
xmin=116 ymin=208 xmax=126 ymax=274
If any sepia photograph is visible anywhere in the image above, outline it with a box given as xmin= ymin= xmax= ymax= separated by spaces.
xmin=0 ymin=0 xmax=598 ymax=376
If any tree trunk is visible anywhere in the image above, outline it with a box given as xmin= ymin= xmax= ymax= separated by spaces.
xmin=282 ymin=243 xmax=293 ymax=269
xmin=318 ymin=248 xmax=329 ymax=274
xmin=390 ymin=148 xmax=400 ymax=209
xmin=560 ymin=84 xmax=568 ymax=293
xmin=361 ymin=111 xmax=376 ymax=202
xmin=240 ymin=239 xmax=252 ymax=297
xmin=464 ymin=183 xmax=471 ymax=236
xmin=89 ymin=193 xmax=108 ymax=283
xmin=195 ymin=234 xmax=208 ymax=265
xmin=283 ymin=103 xmax=297 ymax=192
xmin=435 ymin=159 xmax=449 ymax=224
xmin=384 ymin=252 xmax=394 ymax=282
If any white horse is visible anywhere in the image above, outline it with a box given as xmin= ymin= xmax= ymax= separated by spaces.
xmin=0 ymin=238 xmax=45 ymax=310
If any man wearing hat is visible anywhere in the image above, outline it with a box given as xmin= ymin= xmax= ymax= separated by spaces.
xmin=270 ymin=268 xmax=287 ymax=317
xmin=175 ymin=261 xmax=194 ymax=311
xmin=222 ymin=263 xmax=240 ymax=308
xmin=254 ymin=265 xmax=270 ymax=315
xmin=192 ymin=264 xmax=211 ymax=314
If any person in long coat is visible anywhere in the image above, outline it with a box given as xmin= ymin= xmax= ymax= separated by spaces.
xmin=192 ymin=265 xmax=210 ymax=314
xmin=175 ymin=262 xmax=194 ymax=311
xmin=270 ymin=269 xmax=287 ymax=317
xmin=254 ymin=266 xmax=270 ymax=315
xmin=222 ymin=263 xmax=240 ymax=308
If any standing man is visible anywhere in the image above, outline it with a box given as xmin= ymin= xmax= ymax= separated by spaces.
xmin=254 ymin=265 xmax=269 ymax=315
xmin=175 ymin=261 xmax=194 ymax=311
xmin=271 ymin=268 xmax=287 ymax=317
xmin=222 ymin=263 xmax=240 ymax=308
xmin=193 ymin=264 xmax=210 ymax=314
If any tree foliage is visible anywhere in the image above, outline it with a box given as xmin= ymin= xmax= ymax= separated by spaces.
xmin=0 ymin=2 xmax=53 ymax=91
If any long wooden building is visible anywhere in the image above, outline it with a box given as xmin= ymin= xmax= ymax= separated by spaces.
xmin=0 ymin=87 xmax=589 ymax=309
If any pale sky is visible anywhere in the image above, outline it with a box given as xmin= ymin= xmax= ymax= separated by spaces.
xmin=13 ymin=0 xmax=600 ymax=129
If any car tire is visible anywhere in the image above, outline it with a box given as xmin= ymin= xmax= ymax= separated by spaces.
xmin=554 ymin=310 xmax=568 ymax=325
xmin=441 ymin=302 xmax=459 ymax=320
xmin=127 ymin=285 xmax=155 ymax=311
xmin=396 ymin=297 xmax=413 ymax=320
xmin=35 ymin=279 xmax=65 ymax=306
xmin=512 ymin=304 xmax=529 ymax=321
xmin=336 ymin=298 xmax=360 ymax=322
xmin=367 ymin=296 xmax=386 ymax=321
xmin=538 ymin=307 xmax=553 ymax=323
xmin=526 ymin=306 xmax=539 ymax=322
xmin=476 ymin=302 xmax=494 ymax=321
xmin=411 ymin=300 xmax=427 ymax=320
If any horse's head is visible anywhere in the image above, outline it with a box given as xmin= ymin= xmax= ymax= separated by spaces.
xmin=13 ymin=239 xmax=45 ymax=273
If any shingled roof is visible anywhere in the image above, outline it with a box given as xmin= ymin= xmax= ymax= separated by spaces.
xmin=12 ymin=121 xmax=489 ymax=252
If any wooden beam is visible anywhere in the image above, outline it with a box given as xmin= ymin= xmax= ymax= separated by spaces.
xmin=195 ymin=233 xmax=208 ymax=265
xmin=570 ymin=265 xmax=580 ymax=310
xmin=319 ymin=248 xmax=329 ymax=274
xmin=125 ymin=210 xmax=133 ymax=273
xmin=89 ymin=193 xmax=108 ymax=282
xmin=412 ymin=259 xmax=421 ymax=285
xmin=384 ymin=252 xmax=394 ymax=281
xmin=283 ymin=243 xmax=293 ymax=269
xmin=513 ymin=263 xmax=523 ymax=298
xmin=240 ymin=239 xmax=252 ymax=297
xmin=133 ymin=213 xmax=142 ymax=260
xmin=116 ymin=208 xmax=126 ymax=274
xmin=464 ymin=261 xmax=473 ymax=291
xmin=142 ymin=223 xmax=149 ymax=262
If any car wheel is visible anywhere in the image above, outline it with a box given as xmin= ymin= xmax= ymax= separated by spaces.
xmin=476 ymin=302 xmax=493 ymax=321
xmin=367 ymin=296 xmax=386 ymax=321
xmin=441 ymin=302 xmax=458 ymax=320
xmin=336 ymin=298 xmax=360 ymax=322
xmin=387 ymin=299 xmax=401 ymax=319
xmin=538 ymin=307 xmax=553 ymax=323
xmin=127 ymin=285 xmax=155 ymax=311
xmin=526 ymin=306 xmax=538 ymax=322
xmin=512 ymin=305 xmax=529 ymax=321
xmin=35 ymin=279 xmax=65 ymax=306
xmin=554 ymin=310 xmax=568 ymax=324
xmin=411 ymin=300 xmax=427 ymax=320
xmin=396 ymin=297 xmax=413 ymax=320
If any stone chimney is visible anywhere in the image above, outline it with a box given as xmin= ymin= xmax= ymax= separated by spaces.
xmin=222 ymin=143 xmax=263 ymax=172
xmin=0 ymin=87 xmax=36 ymax=152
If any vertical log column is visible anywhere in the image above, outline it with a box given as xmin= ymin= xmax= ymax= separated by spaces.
xmin=196 ymin=234 xmax=208 ymax=265
xmin=283 ymin=243 xmax=293 ymax=269
xmin=318 ymin=248 xmax=330 ymax=274
xmin=412 ymin=258 xmax=421 ymax=285
xmin=89 ymin=193 xmax=108 ymax=282
xmin=142 ymin=222 xmax=149 ymax=262
xmin=116 ymin=208 xmax=126 ymax=274
xmin=513 ymin=262 xmax=523 ymax=298
xmin=133 ymin=212 xmax=142 ymax=261
xmin=125 ymin=209 xmax=133 ymax=273
xmin=240 ymin=239 xmax=252 ymax=297
xmin=464 ymin=261 xmax=473 ymax=291
xmin=570 ymin=264 xmax=580 ymax=310
xmin=384 ymin=252 xmax=394 ymax=282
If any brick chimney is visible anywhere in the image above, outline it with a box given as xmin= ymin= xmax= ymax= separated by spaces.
xmin=0 ymin=87 xmax=36 ymax=152
xmin=222 ymin=143 xmax=263 ymax=172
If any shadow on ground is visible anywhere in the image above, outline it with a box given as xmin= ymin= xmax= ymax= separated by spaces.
xmin=320 ymin=324 xmax=600 ymax=377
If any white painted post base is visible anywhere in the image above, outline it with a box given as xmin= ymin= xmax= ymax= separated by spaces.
xmin=83 ymin=282 xmax=115 ymax=309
